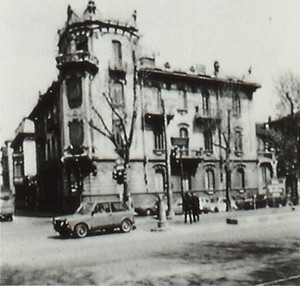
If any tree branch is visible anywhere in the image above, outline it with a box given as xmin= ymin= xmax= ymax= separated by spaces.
xmin=102 ymin=92 xmax=129 ymax=145
xmin=89 ymin=120 xmax=120 ymax=154
xmin=91 ymin=106 xmax=114 ymax=139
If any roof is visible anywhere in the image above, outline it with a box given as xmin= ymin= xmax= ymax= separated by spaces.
xmin=138 ymin=67 xmax=261 ymax=92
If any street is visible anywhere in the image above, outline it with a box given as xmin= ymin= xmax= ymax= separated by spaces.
xmin=1 ymin=207 xmax=300 ymax=285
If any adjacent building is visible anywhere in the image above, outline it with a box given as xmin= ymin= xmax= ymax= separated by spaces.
xmin=10 ymin=118 xmax=37 ymax=210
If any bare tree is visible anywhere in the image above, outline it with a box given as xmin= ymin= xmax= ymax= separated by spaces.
xmin=213 ymin=108 xmax=232 ymax=211
xmin=276 ymin=72 xmax=300 ymax=117
xmin=89 ymin=51 xmax=138 ymax=202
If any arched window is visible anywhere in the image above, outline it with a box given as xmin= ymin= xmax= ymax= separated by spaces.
xmin=180 ymin=127 xmax=188 ymax=138
xmin=179 ymin=127 xmax=189 ymax=155
xmin=66 ymin=75 xmax=82 ymax=109
xmin=205 ymin=169 xmax=215 ymax=190
xmin=112 ymin=40 xmax=122 ymax=68
xmin=237 ymin=168 xmax=245 ymax=189
xmin=204 ymin=130 xmax=213 ymax=152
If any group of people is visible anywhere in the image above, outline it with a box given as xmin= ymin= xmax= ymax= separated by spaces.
xmin=183 ymin=192 xmax=200 ymax=224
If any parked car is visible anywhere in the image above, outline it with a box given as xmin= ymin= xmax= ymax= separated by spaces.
xmin=209 ymin=197 xmax=227 ymax=213
xmin=199 ymin=197 xmax=211 ymax=213
xmin=134 ymin=204 xmax=158 ymax=216
xmin=243 ymin=198 xmax=254 ymax=210
xmin=173 ymin=199 xmax=183 ymax=215
xmin=255 ymin=194 xmax=267 ymax=208
xmin=53 ymin=200 xmax=136 ymax=238
xmin=267 ymin=195 xmax=287 ymax=207
xmin=0 ymin=188 xmax=14 ymax=221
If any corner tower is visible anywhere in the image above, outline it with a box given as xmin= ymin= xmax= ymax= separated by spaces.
xmin=56 ymin=1 xmax=139 ymax=202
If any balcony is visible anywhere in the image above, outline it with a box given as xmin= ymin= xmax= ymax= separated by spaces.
xmin=194 ymin=109 xmax=219 ymax=129
xmin=56 ymin=52 xmax=99 ymax=75
xmin=257 ymin=150 xmax=275 ymax=160
xmin=108 ymin=62 xmax=127 ymax=79
xmin=144 ymin=104 xmax=174 ymax=125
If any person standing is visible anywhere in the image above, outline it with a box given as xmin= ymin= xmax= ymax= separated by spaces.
xmin=191 ymin=193 xmax=200 ymax=222
xmin=184 ymin=192 xmax=193 ymax=224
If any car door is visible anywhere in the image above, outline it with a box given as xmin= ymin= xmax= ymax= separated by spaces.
xmin=90 ymin=202 xmax=111 ymax=230
xmin=111 ymin=202 xmax=127 ymax=226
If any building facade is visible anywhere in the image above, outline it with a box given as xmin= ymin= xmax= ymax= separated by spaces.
xmin=10 ymin=118 xmax=37 ymax=210
xmin=26 ymin=1 xmax=266 ymax=214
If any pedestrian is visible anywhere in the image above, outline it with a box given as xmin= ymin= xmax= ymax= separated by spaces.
xmin=184 ymin=192 xmax=193 ymax=224
xmin=191 ymin=192 xmax=200 ymax=222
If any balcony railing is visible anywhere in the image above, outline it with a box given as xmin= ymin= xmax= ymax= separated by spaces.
xmin=257 ymin=150 xmax=275 ymax=159
xmin=56 ymin=52 xmax=99 ymax=74
xmin=171 ymin=148 xmax=204 ymax=161
xmin=194 ymin=109 xmax=219 ymax=129
xmin=108 ymin=62 xmax=127 ymax=79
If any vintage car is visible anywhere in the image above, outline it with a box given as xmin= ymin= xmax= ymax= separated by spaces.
xmin=209 ymin=197 xmax=227 ymax=213
xmin=0 ymin=188 xmax=14 ymax=221
xmin=53 ymin=200 xmax=135 ymax=238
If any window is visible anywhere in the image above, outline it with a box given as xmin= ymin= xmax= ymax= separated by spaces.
xmin=234 ymin=130 xmax=243 ymax=152
xmin=154 ymin=128 xmax=164 ymax=151
xmin=233 ymin=94 xmax=241 ymax=115
xmin=112 ymin=82 xmax=124 ymax=106
xmin=261 ymin=164 xmax=272 ymax=188
xmin=237 ymin=168 xmax=245 ymax=189
xmin=179 ymin=127 xmax=189 ymax=155
xmin=112 ymin=40 xmax=122 ymax=68
xmin=69 ymin=120 xmax=84 ymax=154
xmin=204 ymin=130 xmax=213 ymax=152
xmin=202 ymin=90 xmax=210 ymax=114
xmin=14 ymin=160 xmax=23 ymax=178
xmin=178 ymin=90 xmax=187 ymax=111
xmin=75 ymin=35 xmax=88 ymax=52
xmin=183 ymin=172 xmax=191 ymax=191
xmin=111 ymin=202 xmax=126 ymax=212
xmin=205 ymin=169 xmax=215 ymax=190
xmin=96 ymin=203 xmax=110 ymax=213
xmin=66 ymin=75 xmax=82 ymax=109
xmin=180 ymin=127 xmax=188 ymax=138
xmin=154 ymin=169 xmax=165 ymax=192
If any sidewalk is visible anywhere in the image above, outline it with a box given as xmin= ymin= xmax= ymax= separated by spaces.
xmin=136 ymin=205 xmax=300 ymax=231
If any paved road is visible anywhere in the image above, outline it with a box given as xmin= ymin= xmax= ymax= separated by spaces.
xmin=1 ymin=206 xmax=300 ymax=285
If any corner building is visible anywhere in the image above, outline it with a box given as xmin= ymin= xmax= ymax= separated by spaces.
xmin=30 ymin=1 xmax=264 ymax=213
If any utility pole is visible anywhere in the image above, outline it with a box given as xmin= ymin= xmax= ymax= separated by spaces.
xmin=225 ymin=110 xmax=232 ymax=211
xmin=159 ymin=91 xmax=174 ymax=219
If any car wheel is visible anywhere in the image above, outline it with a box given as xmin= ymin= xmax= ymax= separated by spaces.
xmin=74 ymin=223 xmax=88 ymax=238
xmin=120 ymin=219 xmax=132 ymax=233
xmin=145 ymin=209 xmax=152 ymax=216
xmin=214 ymin=208 xmax=219 ymax=213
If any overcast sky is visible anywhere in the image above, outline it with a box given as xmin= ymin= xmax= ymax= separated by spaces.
xmin=0 ymin=0 xmax=300 ymax=146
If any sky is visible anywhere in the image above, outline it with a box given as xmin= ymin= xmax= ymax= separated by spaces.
xmin=0 ymin=0 xmax=300 ymax=146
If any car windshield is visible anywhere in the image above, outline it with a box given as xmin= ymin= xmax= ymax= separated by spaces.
xmin=76 ymin=202 xmax=95 ymax=214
